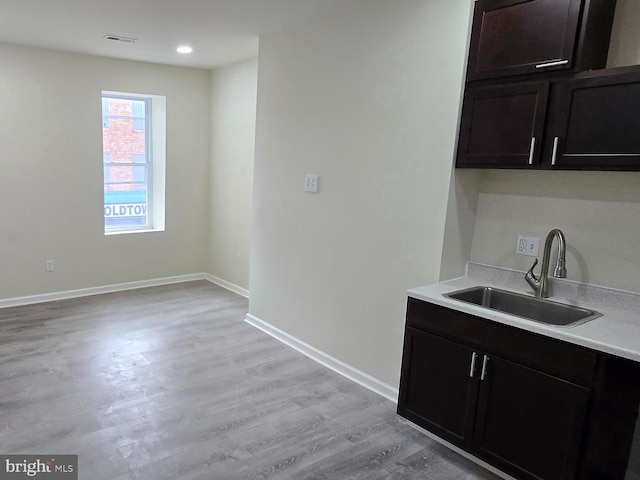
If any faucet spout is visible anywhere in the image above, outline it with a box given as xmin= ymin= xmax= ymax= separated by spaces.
xmin=525 ymin=229 xmax=567 ymax=299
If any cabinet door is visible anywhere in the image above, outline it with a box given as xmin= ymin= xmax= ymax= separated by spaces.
xmin=397 ymin=328 xmax=479 ymax=449
xmin=472 ymin=355 xmax=590 ymax=480
xmin=553 ymin=68 xmax=640 ymax=170
xmin=456 ymin=82 xmax=549 ymax=168
xmin=467 ymin=0 xmax=582 ymax=81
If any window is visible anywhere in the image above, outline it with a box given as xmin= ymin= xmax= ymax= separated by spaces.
xmin=132 ymin=101 xmax=145 ymax=131
xmin=102 ymin=98 xmax=110 ymax=128
xmin=101 ymin=91 xmax=166 ymax=234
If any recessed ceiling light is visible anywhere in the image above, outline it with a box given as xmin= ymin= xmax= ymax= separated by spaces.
xmin=177 ymin=46 xmax=193 ymax=54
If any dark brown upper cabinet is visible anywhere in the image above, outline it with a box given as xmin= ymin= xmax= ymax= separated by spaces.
xmin=457 ymin=67 xmax=640 ymax=170
xmin=454 ymin=0 xmax=640 ymax=170
xmin=456 ymin=81 xmax=549 ymax=168
xmin=550 ymin=66 xmax=640 ymax=169
xmin=467 ymin=0 xmax=617 ymax=81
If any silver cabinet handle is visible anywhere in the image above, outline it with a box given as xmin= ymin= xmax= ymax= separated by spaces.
xmin=469 ymin=352 xmax=478 ymax=378
xmin=535 ymin=59 xmax=569 ymax=69
xmin=480 ymin=355 xmax=489 ymax=381
xmin=551 ymin=136 xmax=559 ymax=166
xmin=528 ymin=137 xmax=536 ymax=165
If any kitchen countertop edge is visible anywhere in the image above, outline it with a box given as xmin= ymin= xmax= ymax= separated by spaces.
xmin=407 ymin=276 xmax=640 ymax=363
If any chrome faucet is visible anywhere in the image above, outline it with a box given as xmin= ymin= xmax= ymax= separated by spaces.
xmin=525 ymin=229 xmax=567 ymax=298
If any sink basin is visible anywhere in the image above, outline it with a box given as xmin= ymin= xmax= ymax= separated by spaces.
xmin=444 ymin=286 xmax=601 ymax=327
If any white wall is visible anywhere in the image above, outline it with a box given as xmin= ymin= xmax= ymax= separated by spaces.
xmin=608 ymin=0 xmax=640 ymax=68
xmin=207 ymin=58 xmax=257 ymax=291
xmin=439 ymin=169 xmax=483 ymax=281
xmin=469 ymin=170 xmax=640 ymax=292
xmin=250 ymin=0 xmax=473 ymax=386
xmin=0 ymin=43 xmax=210 ymax=299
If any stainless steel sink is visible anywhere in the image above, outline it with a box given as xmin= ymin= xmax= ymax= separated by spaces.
xmin=444 ymin=286 xmax=601 ymax=327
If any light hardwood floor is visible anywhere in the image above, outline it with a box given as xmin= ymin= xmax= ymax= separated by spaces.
xmin=0 ymin=281 xmax=499 ymax=479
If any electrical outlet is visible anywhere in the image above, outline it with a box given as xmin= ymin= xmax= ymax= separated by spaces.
xmin=304 ymin=175 xmax=319 ymax=193
xmin=46 ymin=260 xmax=54 ymax=272
xmin=516 ymin=236 xmax=540 ymax=257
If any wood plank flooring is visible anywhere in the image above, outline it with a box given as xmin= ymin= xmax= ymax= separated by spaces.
xmin=0 ymin=281 xmax=499 ymax=479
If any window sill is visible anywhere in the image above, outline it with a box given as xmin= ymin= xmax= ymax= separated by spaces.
xmin=105 ymin=228 xmax=164 ymax=236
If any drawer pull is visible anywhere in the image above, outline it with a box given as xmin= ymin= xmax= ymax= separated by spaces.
xmin=535 ymin=59 xmax=569 ymax=69
xmin=481 ymin=355 xmax=489 ymax=381
xmin=551 ymin=136 xmax=559 ymax=166
xmin=469 ymin=352 xmax=478 ymax=378
xmin=528 ymin=137 xmax=536 ymax=165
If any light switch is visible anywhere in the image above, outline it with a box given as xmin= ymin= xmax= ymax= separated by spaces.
xmin=305 ymin=175 xmax=319 ymax=193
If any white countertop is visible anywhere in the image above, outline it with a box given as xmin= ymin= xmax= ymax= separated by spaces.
xmin=408 ymin=274 xmax=640 ymax=363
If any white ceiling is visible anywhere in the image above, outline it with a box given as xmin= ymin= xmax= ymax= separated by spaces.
xmin=0 ymin=0 xmax=338 ymax=69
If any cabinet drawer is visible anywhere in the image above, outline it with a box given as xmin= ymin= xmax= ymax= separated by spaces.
xmin=406 ymin=297 xmax=597 ymax=387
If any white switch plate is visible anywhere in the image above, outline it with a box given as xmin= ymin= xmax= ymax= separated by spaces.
xmin=305 ymin=175 xmax=319 ymax=193
xmin=46 ymin=260 xmax=54 ymax=272
xmin=516 ymin=236 xmax=540 ymax=257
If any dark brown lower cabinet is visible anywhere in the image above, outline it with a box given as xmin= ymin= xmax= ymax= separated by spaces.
xmin=398 ymin=298 xmax=640 ymax=480
xmin=400 ymin=328 xmax=478 ymax=448
xmin=473 ymin=356 xmax=589 ymax=480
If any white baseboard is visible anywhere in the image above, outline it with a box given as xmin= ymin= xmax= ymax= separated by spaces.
xmin=244 ymin=313 xmax=399 ymax=403
xmin=0 ymin=273 xmax=207 ymax=309
xmin=0 ymin=272 xmax=251 ymax=309
xmin=204 ymin=274 xmax=249 ymax=298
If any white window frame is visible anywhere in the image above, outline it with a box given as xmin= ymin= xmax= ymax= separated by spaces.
xmin=102 ymin=91 xmax=166 ymax=235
